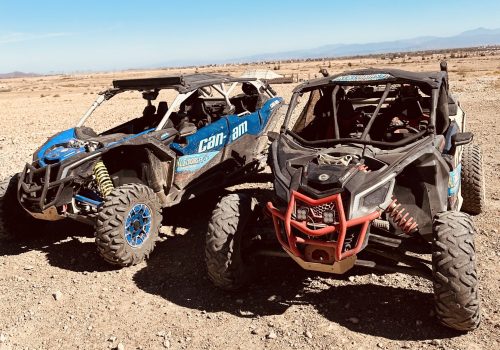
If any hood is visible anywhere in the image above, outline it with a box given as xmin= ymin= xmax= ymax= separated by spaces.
xmin=35 ymin=128 xmax=86 ymax=166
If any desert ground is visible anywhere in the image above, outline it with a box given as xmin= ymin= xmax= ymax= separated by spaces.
xmin=0 ymin=54 xmax=499 ymax=350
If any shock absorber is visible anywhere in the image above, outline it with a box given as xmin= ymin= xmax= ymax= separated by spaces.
xmin=385 ymin=198 xmax=418 ymax=234
xmin=93 ymin=161 xmax=114 ymax=197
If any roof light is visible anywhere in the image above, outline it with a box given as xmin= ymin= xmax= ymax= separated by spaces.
xmin=331 ymin=73 xmax=394 ymax=83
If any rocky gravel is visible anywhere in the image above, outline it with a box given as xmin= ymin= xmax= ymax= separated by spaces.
xmin=0 ymin=56 xmax=499 ymax=349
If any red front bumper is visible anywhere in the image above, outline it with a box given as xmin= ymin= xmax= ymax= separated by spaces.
xmin=267 ymin=190 xmax=380 ymax=263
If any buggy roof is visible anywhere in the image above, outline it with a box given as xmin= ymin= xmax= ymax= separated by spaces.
xmin=111 ymin=73 xmax=256 ymax=94
xmin=295 ymin=68 xmax=447 ymax=93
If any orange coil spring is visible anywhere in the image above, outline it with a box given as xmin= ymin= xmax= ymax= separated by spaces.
xmin=385 ymin=198 xmax=418 ymax=234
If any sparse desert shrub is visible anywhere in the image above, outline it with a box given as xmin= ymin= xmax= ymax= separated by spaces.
xmin=53 ymin=94 xmax=60 ymax=97
xmin=347 ymin=62 xmax=352 ymax=67
xmin=40 ymin=94 xmax=46 ymax=98
xmin=0 ymin=87 xmax=12 ymax=93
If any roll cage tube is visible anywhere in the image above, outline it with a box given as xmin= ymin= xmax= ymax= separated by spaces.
xmin=360 ymin=82 xmax=392 ymax=139
xmin=75 ymin=88 xmax=197 ymax=131
xmin=155 ymin=90 xmax=197 ymax=130
xmin=77 ymin=79 xmax=274 ymax=131
xmin=76 ymin=93 xmax=108 ymax=127
xmin=331 ymin=85 xmax=340 ymax=139
xmin=282 ymin=92 xmax=300 ymax=130
xmin=430 ymin=87 xmax=438 ymax=131
xmin=284 ymin=82 xmax=435 ymax=148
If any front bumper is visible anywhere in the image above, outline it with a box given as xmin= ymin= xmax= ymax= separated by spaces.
xmin=267 ymin=190 xmax=380 ymax=270
xmin=18 ymin=162 xmax=73 ymax=213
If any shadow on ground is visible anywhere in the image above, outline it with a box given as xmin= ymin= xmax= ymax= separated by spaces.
xmin=0 ymin=218 xmax=120 ymax=272
xmin=0 ymin=186 xmax=270 ymax=273
xmin=133 ymin=190 xmax=461 ymax=341
xmin=0 ymin=185 xmax=461 ymax=340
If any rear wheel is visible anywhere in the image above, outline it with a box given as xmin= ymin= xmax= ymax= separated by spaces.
xmin=95 ymin=183 xmax=161 ymax=267
xmin=432 ymin=211 xmax=480 ymax=331
xmin=461 ymin=144 xmax=485 ymax=215
xmin=205 ymin=193 xmax=259 ymax=291
xmin=0 ymin=174 xmax=41 ymax=237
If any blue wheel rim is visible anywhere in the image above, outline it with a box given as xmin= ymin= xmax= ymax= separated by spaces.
xmin=124 ymin=203 xmax=152 ymax=248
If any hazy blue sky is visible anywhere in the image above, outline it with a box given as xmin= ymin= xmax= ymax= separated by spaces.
xmin=1 ymin=0 xmax=499 ymax=73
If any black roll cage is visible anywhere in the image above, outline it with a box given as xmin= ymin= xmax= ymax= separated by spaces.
xmin=282 ymin=81 xmax=442 ymax=149
xmin=281 ymin=69 xmax=448 ymax=148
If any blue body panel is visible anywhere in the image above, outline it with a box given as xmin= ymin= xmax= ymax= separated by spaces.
xmin=448 ymin=163 xmax=461 ymax=197
xmin=44 ymin=146 xmax=85 ymax=163
xmin=34 ymin=95 xmax=282 ymax=183
xmin=170 ymin=117 xmax=229 ymax=155
xmin=37 ymin=128 xmax=156 ymax=167
xmin=106 ymin=128 xmax=155 ymax=147
xmin=37 ymin=128 xmax=78 ymax=166
xmin=170 ymin=97 xmax=282 ymax=158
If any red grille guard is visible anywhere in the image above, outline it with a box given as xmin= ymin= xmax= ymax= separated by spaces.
xmin=267 ymin=190 xmax=380 ymax=262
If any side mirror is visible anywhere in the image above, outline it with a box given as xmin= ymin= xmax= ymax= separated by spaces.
xmin=452 ymin=132 xmax=473 ymax=147
xmin=268 ymin=131 xmax=279 ymax=142
xmin=179 ymin=123 xmax=197 ymax=138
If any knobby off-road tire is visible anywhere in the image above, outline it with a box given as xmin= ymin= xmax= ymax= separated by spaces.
xmin=461 ymin=144 xmax=485 ymax=215
xmin=0 ymin=174 xmax=41 ymax=236
xmin=205 ymin=193 xmax=259 ymax=291
xmin=432 ymin=211 xmax=480 ymax=331
xmin=95 ymin=183 xmax=161 ymax=267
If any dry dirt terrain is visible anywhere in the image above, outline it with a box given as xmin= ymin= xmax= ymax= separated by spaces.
xmin=0 ymin=55 xmax=499 ymax=350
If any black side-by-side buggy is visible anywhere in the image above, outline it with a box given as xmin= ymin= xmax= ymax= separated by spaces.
xmin=205 ymin=63 xmax=485 ymax=331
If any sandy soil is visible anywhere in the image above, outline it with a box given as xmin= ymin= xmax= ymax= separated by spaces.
xmin=0 ymin=55 xmax=499 ymax=350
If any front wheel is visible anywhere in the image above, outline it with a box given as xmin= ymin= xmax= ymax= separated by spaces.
xmin=432 ymin=211 xmax=480 ymax=331
xmin=95 ymin=183 xmax=162 ymax=267
xmin=205 ymin=193 xmax=259 ymax=291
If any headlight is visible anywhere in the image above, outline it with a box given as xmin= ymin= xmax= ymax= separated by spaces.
xmin=322 ymin=211 xmax=335 ymax=224
xmin=295 ymin=207 xmax=308 ymax=221
xmin=350 ymin=175 xmax=395 ymax=218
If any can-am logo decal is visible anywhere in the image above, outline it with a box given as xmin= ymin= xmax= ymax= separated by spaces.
xmin=198 ymin=133 xmax=226 ymax=152
xmin=231 ymin=121 xmax=248 ymax=141
xmin=197 ymin=121 xmax=249 ymax=152
xmin=176 ymin=151 xmax=219 ymax=173
xmin=332 ymin=73 xmax=393 ymax=82
xmin=318 ymin=173 xmax=330 ymax=181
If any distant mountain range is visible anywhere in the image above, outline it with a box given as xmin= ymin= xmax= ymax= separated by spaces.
xmin=0 ymin=71 xmax=40 ymax=79
xmin=237 ymin=27 xmax=500 ymax=62
xmin=1 ymin=27 xmax=499 ymax=77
